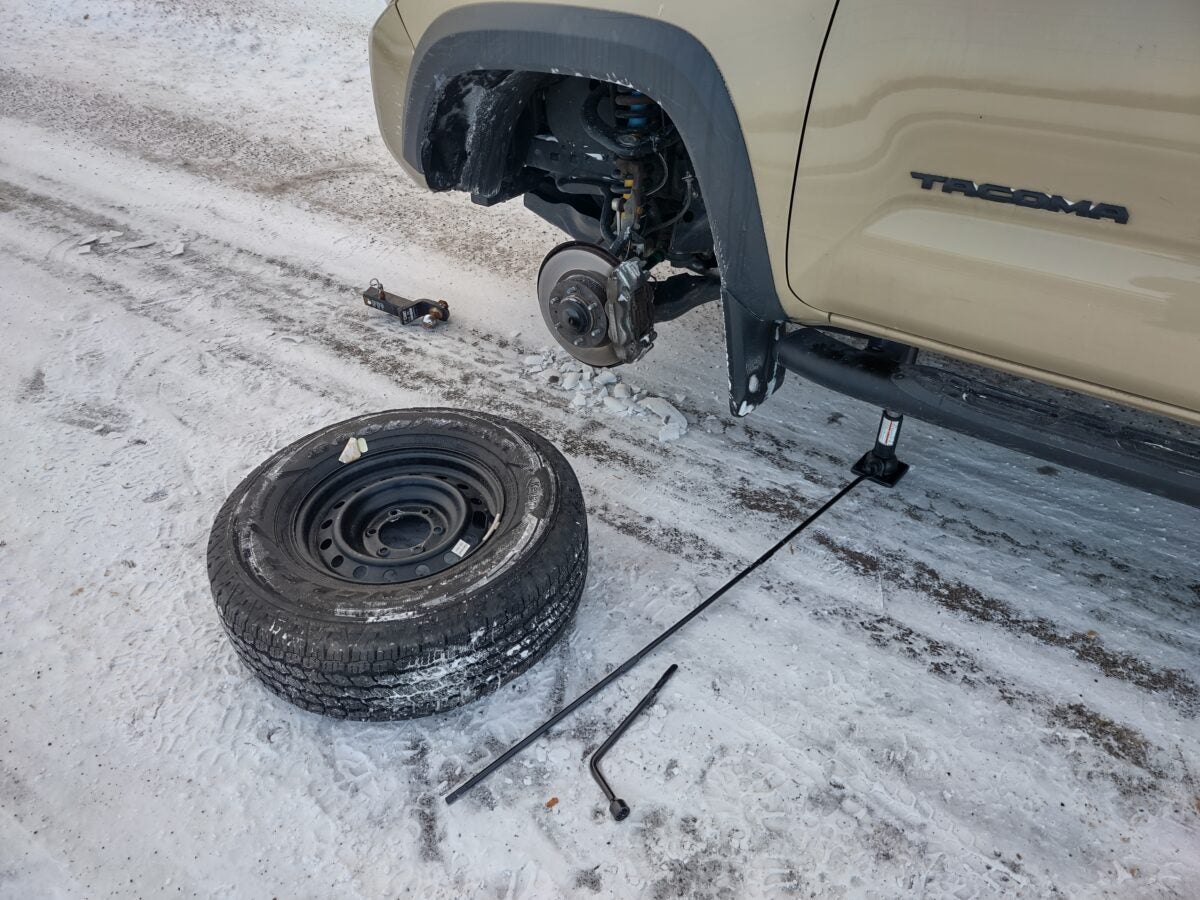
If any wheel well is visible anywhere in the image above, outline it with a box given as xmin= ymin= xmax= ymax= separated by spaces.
xmin=402 ymin=4 xmax=787 ymax=413
xmin=420 ymin=70 xmax=716 ymax=274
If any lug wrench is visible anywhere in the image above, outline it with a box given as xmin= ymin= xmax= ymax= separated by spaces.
xmin=445 ymin=475 xmax=865 ymax=805
xmin=444 ymin=407 xmax=910 ymax=807
xmin=590 ymin=664 xmax=678 ymax=821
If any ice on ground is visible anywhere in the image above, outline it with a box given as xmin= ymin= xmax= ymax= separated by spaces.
xmin=658 ymin=420 xmax=686 ymax=442
xmin=611 ymin=382 xmax=632 ymax=400
xmin=594 ymin=370 xmax=618 ymax=386
xmin=602 ymin=396 xmax=631 ymax=415
xmin=639 ymin=395 xmax=687 ymax=427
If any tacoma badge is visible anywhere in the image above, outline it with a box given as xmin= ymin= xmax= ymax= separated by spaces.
xmin=911 ymin=172 xmax=1129 ymax=224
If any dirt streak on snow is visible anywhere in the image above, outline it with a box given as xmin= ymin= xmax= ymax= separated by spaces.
xmin=1 ymin=1 xmax=1199 ymax=898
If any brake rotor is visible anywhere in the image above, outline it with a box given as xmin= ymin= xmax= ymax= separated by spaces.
xmin=537 ymin=242 xmax=622 ymax=368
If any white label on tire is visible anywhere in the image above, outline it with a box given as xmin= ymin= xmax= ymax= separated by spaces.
xmin=451 ymin=539 xmax=471 ymax=558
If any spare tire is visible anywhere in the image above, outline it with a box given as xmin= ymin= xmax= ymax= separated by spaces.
xmin=206 ymin=408 xmax=587 ymax=720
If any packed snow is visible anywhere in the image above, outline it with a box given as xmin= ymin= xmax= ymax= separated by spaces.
xmin=1 ymin=1 xmax=1199 ymax=897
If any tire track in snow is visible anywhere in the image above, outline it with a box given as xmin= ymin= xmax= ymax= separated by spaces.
xmin=811 ymin=603 xmax=1178 ymax=792
xmin=810 ymin=531 xmax=1200 ymax=715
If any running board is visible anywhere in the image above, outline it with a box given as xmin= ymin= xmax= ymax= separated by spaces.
xmin=777 ymin=328 xmax=1200 ymax=507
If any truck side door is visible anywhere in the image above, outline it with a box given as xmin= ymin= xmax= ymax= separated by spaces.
xmin=787 ymin=0 xmax=1200 ymax=420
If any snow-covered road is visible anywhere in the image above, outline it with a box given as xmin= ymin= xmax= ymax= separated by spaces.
xmin=1 ymin=2 xmax=1198 ymax=896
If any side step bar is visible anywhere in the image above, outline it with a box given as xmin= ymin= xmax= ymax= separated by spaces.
xmin=777 ymin=328 xmax=1200 ymax=507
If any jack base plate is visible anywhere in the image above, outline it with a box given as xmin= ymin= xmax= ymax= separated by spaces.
xmin=852 ymin=452 xmax=909 ymax=488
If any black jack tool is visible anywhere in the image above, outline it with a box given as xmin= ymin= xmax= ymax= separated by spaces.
xmin=444 ymin=410 xmax=908 ymax=806
xmin=362 ymin=279 xmax=450 ymax=328
xmin=590 ymin=664 xmax=678 ymax=821
xmin=852 ymin=409 xmax=909 ymax=487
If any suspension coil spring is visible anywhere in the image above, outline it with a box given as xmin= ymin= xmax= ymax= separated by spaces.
xmin=612 ymin=87 xmax=657 ymax=149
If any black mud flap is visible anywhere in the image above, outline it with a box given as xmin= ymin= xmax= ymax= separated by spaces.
xmin=723 ymin=290 xmax=785 ymax=417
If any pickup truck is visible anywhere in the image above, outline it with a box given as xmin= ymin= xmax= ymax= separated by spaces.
xmin=368 ymin=0 xmax=1200 ymax=505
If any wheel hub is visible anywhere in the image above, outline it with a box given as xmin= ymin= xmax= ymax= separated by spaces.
xmin=538 ymin=242 xmax=623 ymax=367
xmin=548 ymin=271 xmax=609 ymax=349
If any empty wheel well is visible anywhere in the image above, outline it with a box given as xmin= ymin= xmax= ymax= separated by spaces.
xmin=420 ymin=71 xmax=716 ymax=275
xmin=398 ymin=5 xmax=786 ymax=414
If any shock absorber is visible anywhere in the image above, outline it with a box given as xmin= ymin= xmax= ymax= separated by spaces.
xmin=611 ymin=88 xmax=659 ymax=238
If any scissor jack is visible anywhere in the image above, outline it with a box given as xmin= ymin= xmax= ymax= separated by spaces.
xmin=444 ymin=409 xmax=909 ymax=809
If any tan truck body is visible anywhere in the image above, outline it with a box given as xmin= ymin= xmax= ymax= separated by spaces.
xmin=372 ymin=0 xmax=1200 ymax=427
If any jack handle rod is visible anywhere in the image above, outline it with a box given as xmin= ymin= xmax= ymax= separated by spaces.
xmin=444 ymin=475 xmax=865 ymax=805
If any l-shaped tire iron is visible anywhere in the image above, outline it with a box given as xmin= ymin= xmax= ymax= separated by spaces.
xmin=444 ymin=408 xmax=910 ymax=817
xmin=590 ymin=663 xmax=678 ymax=821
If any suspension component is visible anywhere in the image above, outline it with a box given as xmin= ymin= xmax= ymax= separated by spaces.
xmin=579 ymin=84 xmax=671 ymax=157
xmin=613 ymin=88 xmax=654 ymax=145
xmin=613 ymin=158 xmax=644 ymax=243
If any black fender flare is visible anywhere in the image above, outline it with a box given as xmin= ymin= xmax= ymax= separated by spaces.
xmin=402 ymin=4 xmax=788 ymax=412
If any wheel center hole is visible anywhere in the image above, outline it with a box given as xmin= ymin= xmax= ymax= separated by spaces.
xmin=379 ymin=514 xmax=432 ymax=549
xmin=562 ymin=303 xmax=588 ymax=333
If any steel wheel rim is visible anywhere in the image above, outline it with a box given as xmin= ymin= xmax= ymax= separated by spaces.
xmin=294 ymin=448 xmax=502 ymax=584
